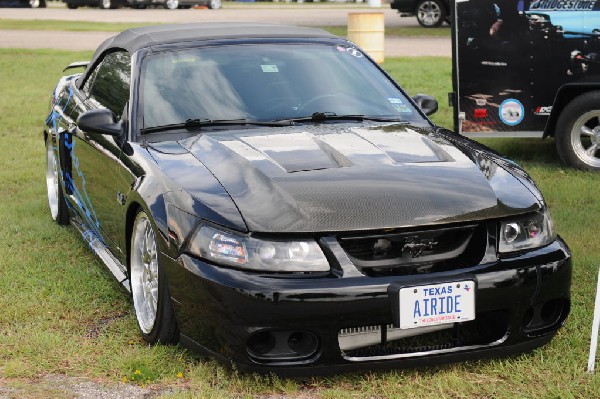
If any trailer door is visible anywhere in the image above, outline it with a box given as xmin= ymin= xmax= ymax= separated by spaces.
xmin=453 ymin=0 xmax=589 ymax=138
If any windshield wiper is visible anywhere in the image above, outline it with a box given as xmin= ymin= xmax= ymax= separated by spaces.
xmin=141 ymin=118 xmax=292 ymax=134
xmin=274 ymin=112 xmax=406 ymax=124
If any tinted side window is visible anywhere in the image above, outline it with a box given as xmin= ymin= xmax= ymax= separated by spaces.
xmin=89 ymin=51 xmax=131 ymax=116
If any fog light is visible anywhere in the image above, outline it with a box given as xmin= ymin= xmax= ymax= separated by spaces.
xmin=246 ymin=331 xmax=276 ymax=356
xmin=246 ymin=330 xmax=319 ymax=363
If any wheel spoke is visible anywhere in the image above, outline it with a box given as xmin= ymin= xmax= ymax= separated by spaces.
xmin=585 ymin=143 xmax=599 ymax=157
xmin=581 ymin=125 xmax=595 ymax=137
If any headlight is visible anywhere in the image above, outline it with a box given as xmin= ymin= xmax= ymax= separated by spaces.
xmin=499 ymin=210 xmax=556 ymax=253
xmin=188 ymin=225 xmax=330 ymax=272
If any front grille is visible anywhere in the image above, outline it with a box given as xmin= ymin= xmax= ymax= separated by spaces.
xmin=337 ymin=223 xmax=487 ymax=277
xmin=339 ymin=310 xmax=509 ymax=360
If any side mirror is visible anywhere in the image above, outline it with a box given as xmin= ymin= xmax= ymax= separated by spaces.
xmin=412 ymin=94 xmax=438 ymax=116
xmin=77 ymin=108 xmax=123 ymax=137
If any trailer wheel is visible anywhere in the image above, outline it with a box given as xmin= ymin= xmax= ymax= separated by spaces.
xmin=556 ymin=91 xmax=600 ymax=171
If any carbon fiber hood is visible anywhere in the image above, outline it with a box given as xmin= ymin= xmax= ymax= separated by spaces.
xmin=180 ymin=124 xmax=540 ymax=233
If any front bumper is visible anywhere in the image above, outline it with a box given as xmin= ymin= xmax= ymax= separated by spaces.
xmin=164 ymin=237 xmax=571 ymax=375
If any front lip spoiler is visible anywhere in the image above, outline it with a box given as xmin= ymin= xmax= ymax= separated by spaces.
xmin=179 ymin=333 xmax=554 ymax=377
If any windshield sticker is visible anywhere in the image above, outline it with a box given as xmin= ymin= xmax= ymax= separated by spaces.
xmin=388 ymin=98 xmax=404 ymax=104
xmin=172 ymin=57 xmax=196 ymax=64
xmin=261 ymin=64 xmax=279 ymax=73
xmin=335 ymin=45 xmax=364 ymax=58
xmin=393 ymin=104 xmax=413 ymax=114
xmin=346 ymin=48 xmax=363 ymax=58
xmin=499 ymin=99 xmax=525 ymax=126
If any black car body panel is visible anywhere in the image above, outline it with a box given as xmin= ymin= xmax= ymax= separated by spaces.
xmin=44 ymin=23 xmax=571 ymax=375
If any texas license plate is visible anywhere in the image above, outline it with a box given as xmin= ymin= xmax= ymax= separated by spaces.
xmin=399 ymin=281 xmax=476 ymax=329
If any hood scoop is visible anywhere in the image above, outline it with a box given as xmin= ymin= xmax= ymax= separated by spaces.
xmin=239 ymin=132 xmax=340 ymax=173
xmin=222 ymin=129 xmax=453 ymax=174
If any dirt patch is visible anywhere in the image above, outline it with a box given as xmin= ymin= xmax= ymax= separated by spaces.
xmin=0 ymin=374 xmax=171 ymax=399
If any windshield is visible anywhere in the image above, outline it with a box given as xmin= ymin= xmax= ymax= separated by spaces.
xmin=140 ymin=42 xmax=426 ymax=129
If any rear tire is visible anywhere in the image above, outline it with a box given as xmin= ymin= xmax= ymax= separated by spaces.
xmin=66 ymin=1 xmax=78 ymax=8
xmin=416 ymin=0 xmax=445 ymax=28
xmin=555 ymin=91 xmax=600 ymax=171
xmin=45 ymin=138 xmax=69 ymax=226
xmin=130 ymin=211 xmax=178 ymax=344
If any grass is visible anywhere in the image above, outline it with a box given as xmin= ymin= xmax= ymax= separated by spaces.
xmin=0 ymin=19 xmax=450 ymax=37
xmin=1 ymin=48 xmax=600 ymax=398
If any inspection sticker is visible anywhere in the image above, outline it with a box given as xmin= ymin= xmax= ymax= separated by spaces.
xmin=261 ymin=65 xmax=279 ymax=73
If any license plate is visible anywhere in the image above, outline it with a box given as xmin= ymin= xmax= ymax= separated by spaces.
xmin=399 ymin=281 xmax=475 ymax=329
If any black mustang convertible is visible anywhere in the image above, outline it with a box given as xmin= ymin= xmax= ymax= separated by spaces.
xmin=44 ymin=23 xmax=571 ymax=375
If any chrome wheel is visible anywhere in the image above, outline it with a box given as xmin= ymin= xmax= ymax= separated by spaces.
xmin=45 ymin=140 xmax=59 ymax=221
xmin=417 ymin=0 xmax=443 ymax=27
xmin=99 ymin=0 xmax=112 ymax=8
xmin=131 ymin=213 xmax=159 ymax=334
xmin=165 ymin=0 xmax=178 ymax=9
xmin=29 ymin=0 xmax=40 ymax=7
xmin=208 ymin=0 xmax=221 ymax=9
xmin=570 ymin=110 xmax=600 ymax=168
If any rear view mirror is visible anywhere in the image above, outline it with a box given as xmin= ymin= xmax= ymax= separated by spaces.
xmin=412 ymin=94 xmax=439 ymax=116
xmin=77 ymin=108 xmax=123 ymax=137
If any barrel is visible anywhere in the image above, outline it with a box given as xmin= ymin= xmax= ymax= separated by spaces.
xmin=347 ymin=13 xmax=385 ymax=64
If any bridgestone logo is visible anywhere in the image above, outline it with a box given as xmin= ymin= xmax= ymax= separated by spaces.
xmin=530 ymin=0 xmax=597 ymax=11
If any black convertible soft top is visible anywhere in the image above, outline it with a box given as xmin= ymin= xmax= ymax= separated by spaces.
xmin=100 ymin=23 xmax=336 ymax=53
xmin=77 ymin=22 xmax=336 ymax=88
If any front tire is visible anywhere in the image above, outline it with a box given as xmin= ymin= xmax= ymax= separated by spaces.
xmin=66 ymin=1 xmax=78 ymax=8
xmin=130 ymin=211 xmax=178 ymax=344
xmin=416 ymin=0 xmax=445 ymax=28
xmin=46 ymin=138 xmax=69 ymax=225
xmin=555 ymin=91 xmax=600 ymax=171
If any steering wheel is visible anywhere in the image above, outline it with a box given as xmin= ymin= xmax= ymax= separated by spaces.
xmin=299 ymin=93 xmax=386 ymax=115
xmin=299 ymin=94 xmax=353 ymax=112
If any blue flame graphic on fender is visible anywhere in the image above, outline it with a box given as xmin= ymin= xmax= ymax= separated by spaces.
xmin=62 ymin=135 xmax=102 ymax=233
xmin=48 ymin=81 xmax=105 ymax=246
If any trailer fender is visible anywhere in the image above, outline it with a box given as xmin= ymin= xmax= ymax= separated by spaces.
xmin=544 ymin=83 xmax=600 ymax=139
